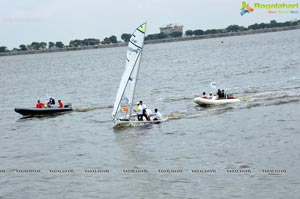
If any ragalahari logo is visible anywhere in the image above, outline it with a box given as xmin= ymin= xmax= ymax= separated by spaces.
xmin=241 ymin=1 xmax=254 ymax=15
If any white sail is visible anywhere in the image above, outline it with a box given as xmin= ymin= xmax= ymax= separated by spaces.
xmin=112 ymin=23 xmax=146 ymax=120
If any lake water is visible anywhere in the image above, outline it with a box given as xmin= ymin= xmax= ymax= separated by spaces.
xmin=0 ymin=29 xmax=299 ymax=198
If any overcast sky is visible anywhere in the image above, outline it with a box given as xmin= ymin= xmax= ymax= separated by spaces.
xmin=0 ymin=0 xmax=299 ymax=49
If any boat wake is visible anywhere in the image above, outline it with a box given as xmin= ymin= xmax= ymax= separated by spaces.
xmin=249 ymin=91 xmax=300 ymax=103
xmin=244 ymin=87 xmax=259 ymax=94
xmin=164 ymin=111 xmax=188 ymax=120
xmin=240 ymin=91 xmax=300 ymax=109
xmin=73 ymin=104 xmax=113 ymax=112
xmin=160 ymin=96 xmax=194 ymax=102
xmin=239 ymin=97 xmax=255 ymax=102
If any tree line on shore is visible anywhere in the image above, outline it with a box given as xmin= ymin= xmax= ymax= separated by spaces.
xmin=1 ymin=19 xmax=299 ymax=53
xmin=184 ymin=19 xmax=300 ymax=37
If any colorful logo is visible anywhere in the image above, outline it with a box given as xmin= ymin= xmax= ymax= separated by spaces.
xmin=241 ymin=1 xmax=254 ymax=15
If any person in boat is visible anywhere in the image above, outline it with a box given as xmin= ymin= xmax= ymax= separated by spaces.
xmin=48 ymin=97 xmax=55 ymax=106
xmin=152 ymin=109 xmax=162 ymax=121
xmin=58 ymin=100 xmax=64 ymax=108
xmin=219 ymin=89 xmax=226 ymax=99
xmin=208 ymin=93 xmax=213 ymax=99
xmin=36 ymin=100 xmax=45 ymax=108
xmin=228 ymin=94 xmax=235 ymax=99
xmin=134 ymin=102 xmax=143 ymax=121
xmin=140 ymin=101 xmax=150 ymax=121
xmin=202 ymin=92 xmax=208 ymax=99
xmin=216 ymin=89 xmax=221 ymax=98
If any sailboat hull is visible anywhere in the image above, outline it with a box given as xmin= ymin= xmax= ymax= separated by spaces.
xmin=113 ymin=119 xmax=163 ymax=128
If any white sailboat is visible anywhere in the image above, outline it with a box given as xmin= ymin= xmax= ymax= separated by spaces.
xmin=112 ymin=23 xmax=162 ymax=126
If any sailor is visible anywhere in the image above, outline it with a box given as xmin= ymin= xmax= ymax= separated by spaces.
xmin=202 ymin=92 xmax=208 ymax=99
xmin=208 ymin=93 xmax=213 ymax=99
xmin=152 ymin=109 xmax=162 ymax=121
xmin=36 ymin=100 xmax=45 ymax=108
xmin=134 ymin=102 xmax=143 ymax=121
xmin=58 ymin=100 xmax=64 ymax=108
xmin=140 ymin=101 xmax=150 ymax=121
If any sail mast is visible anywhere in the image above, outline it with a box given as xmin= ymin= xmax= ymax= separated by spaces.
xmin=112 ymin=51 xmax=142 ymax=119
xmin=128 ymin=23 xmax=146 ymax=118
xmin=128 ymin=51 xmax=142 ymax=118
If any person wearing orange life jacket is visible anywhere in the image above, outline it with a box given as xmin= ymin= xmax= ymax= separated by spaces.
xmin=36 ymin=100 xmax=45 ymax=108
xmin=58 ymin=100 xmax=64 ymax=108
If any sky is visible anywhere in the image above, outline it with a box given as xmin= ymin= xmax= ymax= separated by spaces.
xmin=0 ymin=0 xmax=299 ymax=49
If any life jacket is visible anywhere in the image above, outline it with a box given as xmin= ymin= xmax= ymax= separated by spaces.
xmin=36 ymin=102 xmax=44 ymax=108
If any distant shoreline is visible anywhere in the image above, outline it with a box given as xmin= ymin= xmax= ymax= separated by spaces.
xmin=1 ymin=25 xmax=300 ymax=57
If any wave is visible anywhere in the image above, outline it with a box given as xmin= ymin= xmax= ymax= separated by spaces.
xmin=164 ymin=111 xmax=188 ymax=120
xmin=251 ymin=92 xmax=300 ymax=102
xmin=243 ymin=103 xmax=262 ymax=109
xmin=234 ymin=70 xmax=255 ymax=76
xmin=161 ymin=96 xmax=194 ymax=102
xmin=213 ymin=106 xmax=235 ymax=115
xmin=165 ymin=106 xmax=236 ymax=120
xmin=266 ymin=98 xmax=299 ymax=106
xmin=241 ymin=92 xmax=300 ymax=109
xmin=239 ymin=97 xmax=255 ymax=102
xmin=73 ymin=104 xmax=113 ymax=112
xmin=244 ymin=87 xmax=259 ymax=94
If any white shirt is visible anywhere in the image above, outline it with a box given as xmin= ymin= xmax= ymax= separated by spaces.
xmin=141 ymin=103 xmax=147 ymax=110
xmin=137 ymin=105 xmax=143 ymax=115
xmin=146 ymin=109 xmax=152 ymax=116
xmin=152 ymin=111 xmax=162 ymax=120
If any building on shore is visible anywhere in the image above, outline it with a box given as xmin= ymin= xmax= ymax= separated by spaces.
xmin=160 ymin=24 xmax=184 ymax=34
